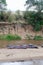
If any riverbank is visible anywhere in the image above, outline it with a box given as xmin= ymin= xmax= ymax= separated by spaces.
xmin=0 ymin=40 xmax=43 ymax=48
xmin=0 ymin=48 xmax=43 ymax=62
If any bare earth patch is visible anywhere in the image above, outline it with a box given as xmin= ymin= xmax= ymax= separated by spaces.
xmin=0 ymin=48 xmax=43 ymax=62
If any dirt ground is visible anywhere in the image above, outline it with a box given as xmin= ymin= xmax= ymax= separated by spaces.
xmin=0 ymin=40 xmax=43 ymax=48
xmin=0 ymin=48 xmax=43 ymax=62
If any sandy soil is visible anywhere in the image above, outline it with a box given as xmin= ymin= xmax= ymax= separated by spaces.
xmin=0 ymin=40 xmax=43 ymax=48
xmin=0 ymin=48 xmax=43 ymax=62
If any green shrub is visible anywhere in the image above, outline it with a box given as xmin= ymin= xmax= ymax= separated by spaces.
xmin=34 ymin=35 xmax=43 ymax=40
xmin=23 ymin=11 xmax=43 ymax=31
xmin=0 ymin=34 xmax=21 ymax=40
xmin=34 ymin=24 xmax=41 ymax=31
xmin=33 ymin=21 xmax=41 ymax=31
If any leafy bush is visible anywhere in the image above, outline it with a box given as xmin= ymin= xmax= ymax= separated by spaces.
xmin=33 ymin=22 xmax=41 ymax=31
xmin=34 ymin=35 xmax=43 ymax=40
xmin=23 ymin=11 xmax=43 ymax=31
xmin=0 ymin=34 xmax=21 ymax=40
xmin=0 ymin=11 xmax=43 ymax=31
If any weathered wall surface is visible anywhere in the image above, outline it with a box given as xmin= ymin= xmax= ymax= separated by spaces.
xmin=0 ymin=22 xmax=43 ymax=39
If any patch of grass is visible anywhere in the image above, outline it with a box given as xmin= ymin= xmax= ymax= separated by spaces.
xmin=0 ymin=34 xmax=21 ymax=40
xmin=26 ymin=34 xmax=43 ymax=40
xmin=34 ymin=35 xmax=43 ymax=40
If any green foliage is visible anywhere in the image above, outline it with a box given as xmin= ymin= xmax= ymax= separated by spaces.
xmin=0 ymin=11 xmax=15 ymax=22
xmin=0 ymin=0 xmax=6 ymax=11
xmin=25 ymin=34 xmax=43 ymax=40
xmin=25 ymin=0 xmax=43 ymax=12
xmin=25 ymin=0 xmax=43 ymax=31
xmin=14 ymin=10 xmax=23 ymax=21
xmin=33 ymin=22 xmax=41 ymax=31
xmin=0 ymin=10 xmax=23 ymax=22
xmin=34 ymin=35 xmax=43 ymax=40
xmin=0 ymin=34 xmax=21 ymax=40
xmin=1 ymin=0 xmax=6 ymax=5
xmin=23 ymin=11 xmax=36 ymax=24
xmin=23 ymin=11 xmax=43 ymax=31
xmin=0 ymin=11 xmax=6 ymax=21
xmin=0 ymin=10 xmax=43 ymax=31
xmin=0 ymin=0 xmax=7 ymax=21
